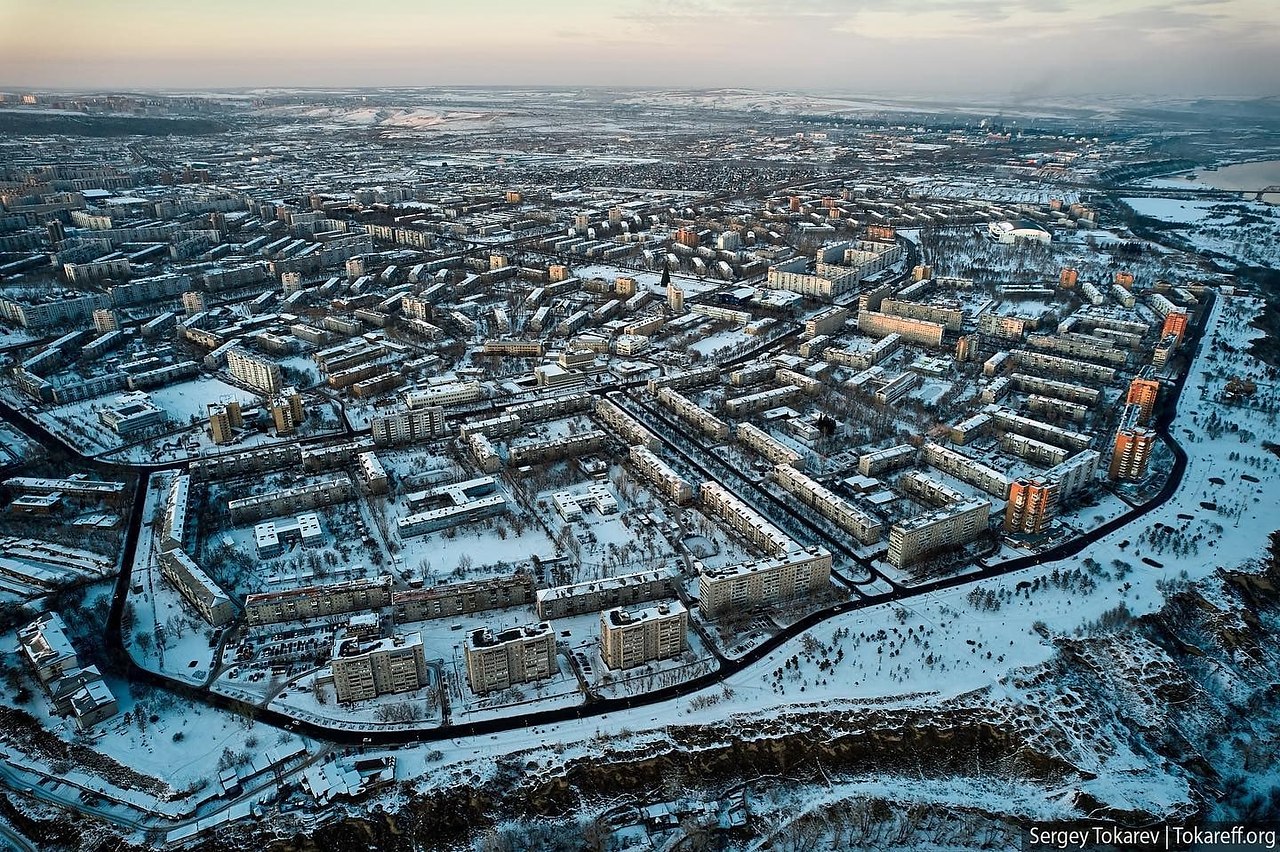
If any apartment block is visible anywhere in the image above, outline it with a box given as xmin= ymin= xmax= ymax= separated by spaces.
xmin=736 ymin=422 xmax=804 ymax=469
xmin=656 ymin=387 xmax=730 ymax=441
xmin=244 ymin=576 xmax=393 ymax=626
xmin=1012 ymin=350 xmax=1116 ymax=385
xmin=464 ymin=622 xmax=557 ymax=694
xmin=159 ymin=548 xmax=235 ymax=626
xmin=985 ymin=406 xmax=1094 ymax=452
xmin=1044 ymin=450 xmax=1101 ymax=498
xmin=509 ymin=430 xmax=608 ymax=466
xmin=880 ymin=298 xmax=963 ymax=331
xmin=207 ymin=398 xmax=243 ymax=445
xmin=804 ymin=306 xmax=849 ymax=338
xmin=700 ymin=480 xmax=793 ymax=557
xmin=508 ymin=391 xmax=594 ymax=423
xmin=772 ymin=465 xmax=883 ymax=544
xmin=227 ymin=476 xmax=353 ymax=523
xmin=698 ymin=547 xmax=833 ymax=618
xmin=459 ymin=414 xmax=522 ymax=440
xmin=190 ymin=444 xmax=302 ymax=481
xmin=1109 ymin=424 xmax=1156 ymax=482
xmin=392 ymin=573 xmax=535 ymax=623
xmin=226 ymin=347 xmax=283 ymax=395
xmin=404 ymin=381 xmax=482 ymax=408
xmin=371 ymin=405 xmax=448 ymax=446
xmin=1001 ymin=432 xmax=1070 ymax=467
xmin=1010 ymin=373 xmax=1101 ymax=407
xmin=1126 ymin=376 xmax=1160 ymax=424
xmin=600 ymin=602 xmax=688 ymax=670
xmin=270 ymin=387 xmax=306 ymax=435
xmin=18 ymin=613 xmax=118 ymax=731
xmin=1004 ymin=478 xmax=1059 ymax=535
xmin=629 ymin=445 xmax=693 ymax=505
xmin=724 ymin=385 xmax=800 ymax=418
xmin=646 ymin=365 xmax=720 ymax=395
xmin=594 ymin=397 xmax=659 ymax=450
xmin=921 ymin=442 xmax=1011 ymax=499
xmin=887 ymin=498 xmax=991 ymax=568
xmin=161 ymin=474 xmax=190 ymax=552
xmin=536 ymin=567 xmax=680 ymax=620
xmin=356 ymin=452 xmax=389 ymax=494
xmin=857 ymin=311 xmax=945 ymax=348
xmin=857 ymin=444 xmax=916 ymax=477
xmin=331 ymin=632 xmax=427 ymax=703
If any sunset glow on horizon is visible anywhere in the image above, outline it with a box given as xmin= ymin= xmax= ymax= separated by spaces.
xmin=1 ymin=0 xmax=1277 ymax=96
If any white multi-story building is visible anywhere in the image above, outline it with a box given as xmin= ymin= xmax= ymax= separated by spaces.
xmin=698 ymin=547 xmax=832 ymax=618
xmin=226 ymin=347 xmax=283 ymax=395
xmin=464 ymin=622 xmax=557 ymax=694
xmin=628 ymin=446 xmax=693 ymax=505
xmin=887 ymin=498 xmax=991 ymax=568
xmin=772 ymin=465 xmax=883 ymax=544
xmin=600 ymin=602 xmax=688 ymax=670
xmin=331 ymin=632 xmax=427 ymax=703
xmin=371 ymin=405 xmax=448 ymax=446
xmin=404 ymin=381 xmax=483 ymax=408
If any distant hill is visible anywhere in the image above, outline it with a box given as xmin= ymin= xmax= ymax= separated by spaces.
xmin=0 ymin=110 xmax=228 ymax=136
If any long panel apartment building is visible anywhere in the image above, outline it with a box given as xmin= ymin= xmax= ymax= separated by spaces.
xmin=772 ymin=465 xmax=883 ymax=544
xmin=736 ymin=422 xmax=804 ymax=469
xmin=887 ymin=498 xmax=991 ymax=568
xmin=536 ymin=567 xmax=680 ymax=620
xmin=392 ymin=573 xmax=535 ymax=623
xmin=244 ymin=576 xmax=393 ymax=626
xmin=628 ymin=445 xmax=693 ymax=505
xmin=700 ymin=480 xmax=793 ymax=557
xmin=921 ymin=442 xmax=1012 ymax=499
xmin=655 ymin=387 xmax=730 ymax=441
xmin=159 ymin=548 xmax=235 ymax=627
xmin=227 ymin=477 xmax=353 ymax=523
xmin=594 ymin=396 xmax=659 ymax=450
xmin=857 ymin=311 xmax=945 ymax=348
xmin=698 ymin=547 xmax=832 ymax=618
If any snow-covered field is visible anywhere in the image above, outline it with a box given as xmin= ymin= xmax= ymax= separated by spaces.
xmin=1122 ymin=196 xmax=1280 ymax=267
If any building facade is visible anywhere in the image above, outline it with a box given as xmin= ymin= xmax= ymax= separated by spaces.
xmin=600 ymin=602 xmax=688 ymax=670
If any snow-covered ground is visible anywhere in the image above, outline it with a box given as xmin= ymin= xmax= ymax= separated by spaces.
xmin=1122 ymin=196 xmax=1280 ymax=268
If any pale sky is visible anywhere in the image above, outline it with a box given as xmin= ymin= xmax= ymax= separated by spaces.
xmin=1 ymin=0 xmax=1276 ymax=97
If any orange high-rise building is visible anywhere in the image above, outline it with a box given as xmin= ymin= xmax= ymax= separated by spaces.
xmin=1108 ymin=428 xmax=1156 ymax=481
xmin=1059 ymin=267 xmax=1079 ymax=288
xmin=1161 ymin=312 xmax=1189 ymax=344
xmin=674 ymin=227 xmax=700 ymax=248
xmin=1125 ymin=377 xmax=1160 ymax=424
xmin=1114 ymin=271 xmax=1135 ymax=289
xmin=866 ymin=224 xmax=896 ymax=243
xmin=1005 ymin=478 xmax=1059 ymax=535
xmin=912 ymin=264 xmax=933 ymax=282
xmin=788 ymin=195 xmax=802 ymax=212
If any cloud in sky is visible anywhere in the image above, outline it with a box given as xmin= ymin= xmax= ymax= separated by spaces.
xmin=0 ymin=0 xmax=1275 ymax=96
